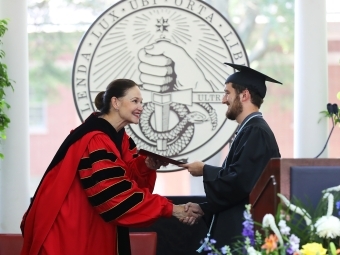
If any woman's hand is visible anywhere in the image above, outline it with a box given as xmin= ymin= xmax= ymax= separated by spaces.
xmin=145 ymin=156 xmax=168 ymax=169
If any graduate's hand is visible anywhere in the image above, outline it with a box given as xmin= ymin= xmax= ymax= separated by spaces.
xmin=180 ymin=202 xmax=204 ymax=225
xmin=172 ymin=204 xmax=201 ymax=225
xmin=180 ymin=161 xmax=205 ymax=176
xmin=145 ymin=156 xmax=169 ymax=169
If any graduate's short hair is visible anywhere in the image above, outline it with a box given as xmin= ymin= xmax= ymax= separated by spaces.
xmin=231 ymin=82 xmax=264 ymax=109
xmin=94 ymin=79 xmax=137 ymax=114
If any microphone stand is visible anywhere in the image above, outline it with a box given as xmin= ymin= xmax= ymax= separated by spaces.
xmin=314 ymin=117 xmax=334 ymax=158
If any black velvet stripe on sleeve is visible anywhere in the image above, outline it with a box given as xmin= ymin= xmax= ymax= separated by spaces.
xmin=78 ymin=157 xmax=91 ymax=170
xmin=80 ymin=177 xmax=96 ymax=190
xmin=88 ymin=180 xmax=132 ymax=206
xmin=79 ymin=167 xmax=126 ymax=189
xmin=77 ymin=150 xmax=118 ymax=173
xmin=101 ymin=193 xmax=144 ymax=222
xmin=90 ymin=149 xmax=118 ymax=163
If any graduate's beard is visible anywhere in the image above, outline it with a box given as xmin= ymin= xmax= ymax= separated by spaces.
xmin=226 ymin=96 xmax=243 ymax=120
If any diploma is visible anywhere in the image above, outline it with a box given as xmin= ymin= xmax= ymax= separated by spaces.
xmin=138 ymin=149 xmax=184 ymax=165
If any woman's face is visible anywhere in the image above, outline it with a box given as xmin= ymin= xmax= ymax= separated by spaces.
xmin=114 ymin=85 xmax=143 ymax=125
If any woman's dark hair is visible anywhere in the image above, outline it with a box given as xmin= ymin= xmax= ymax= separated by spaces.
xmin=231 ymin=83 xmax=264 ymax=108
xmin=94 ymin=79 xmax=137 ymax=114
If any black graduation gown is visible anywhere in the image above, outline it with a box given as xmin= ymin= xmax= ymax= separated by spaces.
xmin=200 ymin=113 xmax=281 ymax=249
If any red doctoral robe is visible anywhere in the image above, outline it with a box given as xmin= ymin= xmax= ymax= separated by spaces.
xmin=20 ymin=113 xmax=173 ymax=255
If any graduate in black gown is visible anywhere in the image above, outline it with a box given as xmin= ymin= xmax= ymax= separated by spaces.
xmin=180 ymin=63 xmax=282 ymax=251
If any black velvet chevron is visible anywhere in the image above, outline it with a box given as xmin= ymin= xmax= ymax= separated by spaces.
xmin=47 ymin=113 xmax=124 ymax=172
xmin=29 ymin=112 xmax=125 ymax=208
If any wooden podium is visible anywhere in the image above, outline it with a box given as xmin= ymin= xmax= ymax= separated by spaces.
xmin=249 ymin=158 xmax=340 ymax=223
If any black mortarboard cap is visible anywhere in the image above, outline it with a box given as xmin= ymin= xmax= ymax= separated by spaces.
xmin=224 ymin=63 xmax=282 ymax=99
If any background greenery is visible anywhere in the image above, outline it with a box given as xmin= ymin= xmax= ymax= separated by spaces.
xmin=27 ymin=0 xmax=295 ymax=113
xmin=0 ymin=19 xmax=14 ymax=158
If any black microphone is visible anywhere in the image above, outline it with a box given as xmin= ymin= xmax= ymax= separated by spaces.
xmin=327 ymin=103 xmax=333 ymax=115
xmin=333 ymin=103 xmax=340 ymax=126
xmin=332 ymin=103 xmax=339 ymax=115
xmin=314 ymin=103 xmax=335 ymax=158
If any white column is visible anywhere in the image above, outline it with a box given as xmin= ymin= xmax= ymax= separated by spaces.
xmin=294 ymin=0 xmax=328 ymax=158
xmin=0 ymin=0 xmax=30 ymax=233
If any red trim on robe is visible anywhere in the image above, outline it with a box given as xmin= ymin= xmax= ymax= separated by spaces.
xmin=20 ymin=131 xmax=172 ymax=255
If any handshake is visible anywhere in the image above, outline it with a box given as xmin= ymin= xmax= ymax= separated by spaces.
xmin=172 ymin=202 xmax=204 ymax=225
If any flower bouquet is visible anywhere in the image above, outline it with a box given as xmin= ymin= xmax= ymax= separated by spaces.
xmin=200 ymin=184 xmax=340 ymax=255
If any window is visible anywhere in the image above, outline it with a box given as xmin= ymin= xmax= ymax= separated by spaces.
xmin=29 ymin=102 xmax=47 ymax=134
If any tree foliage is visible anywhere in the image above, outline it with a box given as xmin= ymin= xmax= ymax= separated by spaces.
xmin=27 ymin=0 xmax=114 ymax=102
xmin=0 ymin=19 xmax=14 ymax=158
xmin=29 ymin=31 xmax=82 ymax=102
xmin=206 ymin=0 xmax=295 ymax=111
xmin=27 ymin=0 xmax=295 ymax=111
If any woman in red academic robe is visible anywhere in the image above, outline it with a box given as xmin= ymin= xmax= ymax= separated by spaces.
xmin=20 ymin=79 xmax=189 ymax=255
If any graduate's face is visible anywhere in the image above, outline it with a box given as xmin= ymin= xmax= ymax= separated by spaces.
xmin=223 ymin=83 xmax=243 ymax=120
xmin=113 ymin=86 xmax=143 ymax=124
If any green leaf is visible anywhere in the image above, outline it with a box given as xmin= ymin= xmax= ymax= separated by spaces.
xmin=329 ymin=242 xmax=337 ymax=255
xmin=0 ymin=18 xmax=14 ymax=159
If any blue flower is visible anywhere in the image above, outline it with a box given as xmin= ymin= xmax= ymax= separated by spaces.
xmin=242 ymin=207 xmax=255 ymax=245
xmin=336 ymin=201 xmax=340 ymax=216
xmin=210 ymin=239 xmax=217 ymax=244
xmin=220 ymin=246 xmax=228 ymax=254
xmin=286 ymin=234 xmax=300 ymax=254
xmin=243 ymin=209 xmax=252 ymax=221
xmin=336 ymin=201 xmax=340 ymax=209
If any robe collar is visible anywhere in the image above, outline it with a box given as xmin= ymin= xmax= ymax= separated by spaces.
xmin=235 ymin=112 xmax=263 ymax=135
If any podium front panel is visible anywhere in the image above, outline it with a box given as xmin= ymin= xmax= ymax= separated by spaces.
xmin=290 ymin=166 xmax=340 ymax=209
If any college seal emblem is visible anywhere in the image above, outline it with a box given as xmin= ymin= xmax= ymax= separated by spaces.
xmin=72 ymin=0 xmax=249 ymax=172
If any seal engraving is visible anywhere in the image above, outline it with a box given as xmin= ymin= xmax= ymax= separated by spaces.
xmin=72 ymin=0 xmax=249 ymax=172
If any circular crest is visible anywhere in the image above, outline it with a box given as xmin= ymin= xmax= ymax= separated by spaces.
xmin=72 ymin=0 xmax=249 ymax=172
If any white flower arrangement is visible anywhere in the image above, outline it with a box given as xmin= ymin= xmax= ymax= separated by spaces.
xmin=314 ymin=193 xmax=340 ymax=239
xmin=198 ymin=184 xmax=340 ymax=255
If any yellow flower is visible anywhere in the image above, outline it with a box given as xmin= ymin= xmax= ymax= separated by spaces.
xmin=300 ymin=243 xmax=327 ymax=255
xmin=261 ymin=234 xmax=278 ymax=254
